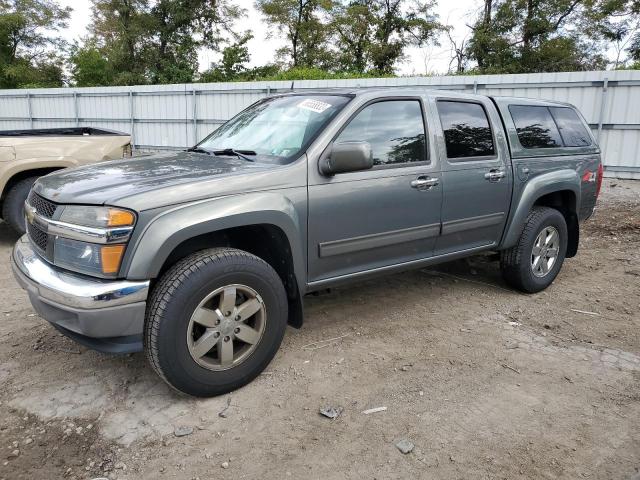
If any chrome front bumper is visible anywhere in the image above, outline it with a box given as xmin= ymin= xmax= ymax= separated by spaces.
xmin=11 ymin=235 xmax=149 ymax=353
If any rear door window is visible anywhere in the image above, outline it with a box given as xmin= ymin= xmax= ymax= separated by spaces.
xmin=437 ymin=101 xmax=495 ymax=159
xmin=509 ymin=105 xmax=563 ymax=149
xmin=549 ymin=107 xmax=592 ymax=147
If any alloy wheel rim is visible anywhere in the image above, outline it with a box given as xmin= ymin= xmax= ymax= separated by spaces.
xmin=187 ymin=284 xmax=266 ymax=371
xmin=531 ymin=226 xmax=560 ymax=278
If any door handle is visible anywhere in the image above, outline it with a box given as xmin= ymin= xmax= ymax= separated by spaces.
xmin=411 ymin=176 xmax=439 ymax=190
xmin=484 ymin=169 xmax=506 ymax=182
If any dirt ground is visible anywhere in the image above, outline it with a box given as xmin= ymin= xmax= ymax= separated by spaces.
xmin=0 ymin=178 xmax=638 ymax=480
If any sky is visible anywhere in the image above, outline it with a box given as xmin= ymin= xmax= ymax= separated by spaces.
xmin=57 ymin=0 xmax=480 ymax=76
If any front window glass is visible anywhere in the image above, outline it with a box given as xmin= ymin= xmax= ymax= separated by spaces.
xmin=335 ymin=100 xmax=427 ymax=166
xmin=198 ymin=95 xmax=351 ymax=162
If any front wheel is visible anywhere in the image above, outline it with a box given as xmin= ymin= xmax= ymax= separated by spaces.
xmin=144 ymin=248 xmax=288 ymax=397
xmin=500 ymin=207 xmax=568 ymax=293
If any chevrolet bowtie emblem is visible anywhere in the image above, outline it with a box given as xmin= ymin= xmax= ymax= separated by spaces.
xmin=25 ymin=204 xmax=36 ymax=225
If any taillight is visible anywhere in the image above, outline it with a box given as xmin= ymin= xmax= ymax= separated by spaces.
xmin=595 ymin=163 xmax=604 ymax=200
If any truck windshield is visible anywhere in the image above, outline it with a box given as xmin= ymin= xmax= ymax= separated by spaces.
xmin=197 ymin=95 xmax=351 ymax=162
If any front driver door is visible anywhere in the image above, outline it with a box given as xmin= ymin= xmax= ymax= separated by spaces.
xmin=307 ymin=98 xmax=442 ymax=284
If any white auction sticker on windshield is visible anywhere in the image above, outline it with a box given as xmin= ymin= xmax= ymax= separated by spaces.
xmin=297 ymin=99 xmax=332 ymax=113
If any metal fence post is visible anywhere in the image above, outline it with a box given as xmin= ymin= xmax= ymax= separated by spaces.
xmin=597 ymin=78 xmax=609 ymax=142
xmin=73 ymin=92 xmax=79 ymax=127
xmin=129 ymin=90 xmax=135 ymax=149
xmin=473 ymin=80 xmax=478 ymax=94
xmin=26 ymin=92 xmax=33 ymax=129
xmin=192 ymin=88 xmax=198 ymax=145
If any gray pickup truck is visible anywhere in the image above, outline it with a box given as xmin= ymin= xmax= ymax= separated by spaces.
xmin=11 ymin=89 xmax=602 ymax=396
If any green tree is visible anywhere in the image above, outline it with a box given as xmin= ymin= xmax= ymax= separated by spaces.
xmin=85 ymin=0 xmax=150 ymax=85
xmin=330 ymin=0 xmax=375 ymax=72
xmin=466 ymin=0 xmax=608 ymax=74
xmin=145 ymin=0 xmax=244 ymax=84
xmin=71 ymin=0 xmax=244 ymax=86
xmin=0 ymin=0 xmax=71 ymax=88
xmin=589 ymin=0 xmax=640 ymax=68
xmin=68 ymin=41 xmax=116 ymax=87
xmin=256 ymin=0 xmax=333 ymax=68
xmin=199 ymin=33 xmax=252 ymax=82
xmin=370 ymin=0 xmax=442 ymax=74
xmin=328 ymin=0 xmax=443 ymax=75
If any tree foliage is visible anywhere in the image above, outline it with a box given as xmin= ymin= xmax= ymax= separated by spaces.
xmin=71 ymin=0 xmax=244 ymax=86
xmin=256 ymin=0 xmax=333 ymax=68
xmin=466 ymin=0 xmax=609 ymax=74
xmin=2 ymin=0 xmax=638 ymax=89
xmin=200 ymin=33 xmax=254 ymax=82
xmin=0 ymin=0 xmax=71 ymax=88
xmin=68 ymin=40 xmax=116 ymax=87
xmin=588 ymin=0 xmax=640 ymax=67
xmin=367 ymin=0 xmax=443 ymax=73
xmin=330 ymin=0 xmax=443 ymax=74
xmin=257 ymin=0 xmax=443 ymax=74
xmin=330 ymin=0 xmax=375 ymax=71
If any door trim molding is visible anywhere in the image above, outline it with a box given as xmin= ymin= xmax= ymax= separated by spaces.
xmin=308 ymin=243 xmax=495 ymax=290
xmin=441 ymin=212 xmax=505 ymax=235
xmin=318 ymin=223 xmax=441 ymax=258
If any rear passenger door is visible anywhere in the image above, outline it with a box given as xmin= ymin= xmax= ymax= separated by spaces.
xmin=431 ymin=97 xmax=512 ymax=255
xmin=307 ymin=98 xmax=442 ymax=283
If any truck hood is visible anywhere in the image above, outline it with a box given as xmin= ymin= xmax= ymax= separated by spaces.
xmin=33 ymin=151 xmax=287 ymax=209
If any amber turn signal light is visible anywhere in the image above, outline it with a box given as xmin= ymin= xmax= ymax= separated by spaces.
xmin=100 ymin=244 xmax=126 ymax=274
xmin=107 ymin=209 xmax=135 ymax=227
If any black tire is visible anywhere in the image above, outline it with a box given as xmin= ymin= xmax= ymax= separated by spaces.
xmin=2 ymin=176 xmax=38 ymax=235
xmin=144 ymin=247 xmax=288 ymax=397
xmin=500 ymin=206 xmax=568 ymax=293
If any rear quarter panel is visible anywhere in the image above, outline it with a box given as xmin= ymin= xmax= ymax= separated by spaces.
xmin=0 ymin=134 xmax=131 ymax=197
xmin=492 ymin=97 xmax=601 ymax=248
xmin=9 ymin=135 xmax=131 ymax=163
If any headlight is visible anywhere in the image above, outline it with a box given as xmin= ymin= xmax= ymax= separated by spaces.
xmin=54 ymin=238 xmax=126 ymax=276
xmin=52 ymin=206 xmax=135 ymax=277
xmin=58 ymin=206 xmax=135 ymax=228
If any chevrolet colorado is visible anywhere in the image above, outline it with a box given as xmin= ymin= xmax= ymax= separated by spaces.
xmin=11 ymin=89 xmax=602 ymax=396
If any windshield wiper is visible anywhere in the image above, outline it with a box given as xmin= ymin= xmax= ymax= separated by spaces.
xmin=212 ymin=148 xmax=256 ymax=162
xmin=187 ymin=146 xmax=212 ymax=154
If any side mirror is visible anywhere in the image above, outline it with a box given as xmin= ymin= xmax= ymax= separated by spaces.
xmin=319 ymin=141 xmax=373 ymax=176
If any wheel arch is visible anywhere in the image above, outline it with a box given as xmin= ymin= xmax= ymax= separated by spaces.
xmin=531 ymin=190 xmax=579 ymax=257
xmin=500 ymin=169 xmax=581 ymax=257
xmin=124 ymin=194 xmax=306 ymax=327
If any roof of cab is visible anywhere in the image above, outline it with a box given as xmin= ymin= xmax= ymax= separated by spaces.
xmin=276 ymin=88 xmax=578 ymax=109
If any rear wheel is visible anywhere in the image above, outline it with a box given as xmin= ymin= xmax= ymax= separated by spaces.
xmin=2 ymin=176 xmax=38 ymax=235
xmin=500 ymin=207 xmax=568 ymax=293
xmin=144 ymin=247 xmax=288 ymax=397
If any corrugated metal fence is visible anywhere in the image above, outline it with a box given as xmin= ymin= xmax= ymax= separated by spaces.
xmin=1 ymin=70 xmax=639 ymax=178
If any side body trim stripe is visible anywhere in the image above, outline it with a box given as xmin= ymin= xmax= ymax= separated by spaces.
xmin=318 ymin=223 xmax=441 ymax=258
xmin=441 ymin=212 xmax=505 ymax=235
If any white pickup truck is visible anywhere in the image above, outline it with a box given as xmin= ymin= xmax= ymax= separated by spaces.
xmin=0 ymin=127 xmax=131 ymax=234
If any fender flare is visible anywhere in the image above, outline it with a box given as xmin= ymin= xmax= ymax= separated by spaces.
xmin=500 ymin=169 xmax=581 ymax=249
xmin=124 ymin=192 xmax=306 ymax=293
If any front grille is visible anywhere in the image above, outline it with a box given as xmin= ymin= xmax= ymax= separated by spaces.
xmin=27 ymin=191 xmax=57 ymax=218
xmin=27 ymin=222 xmax=48 ymax=252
